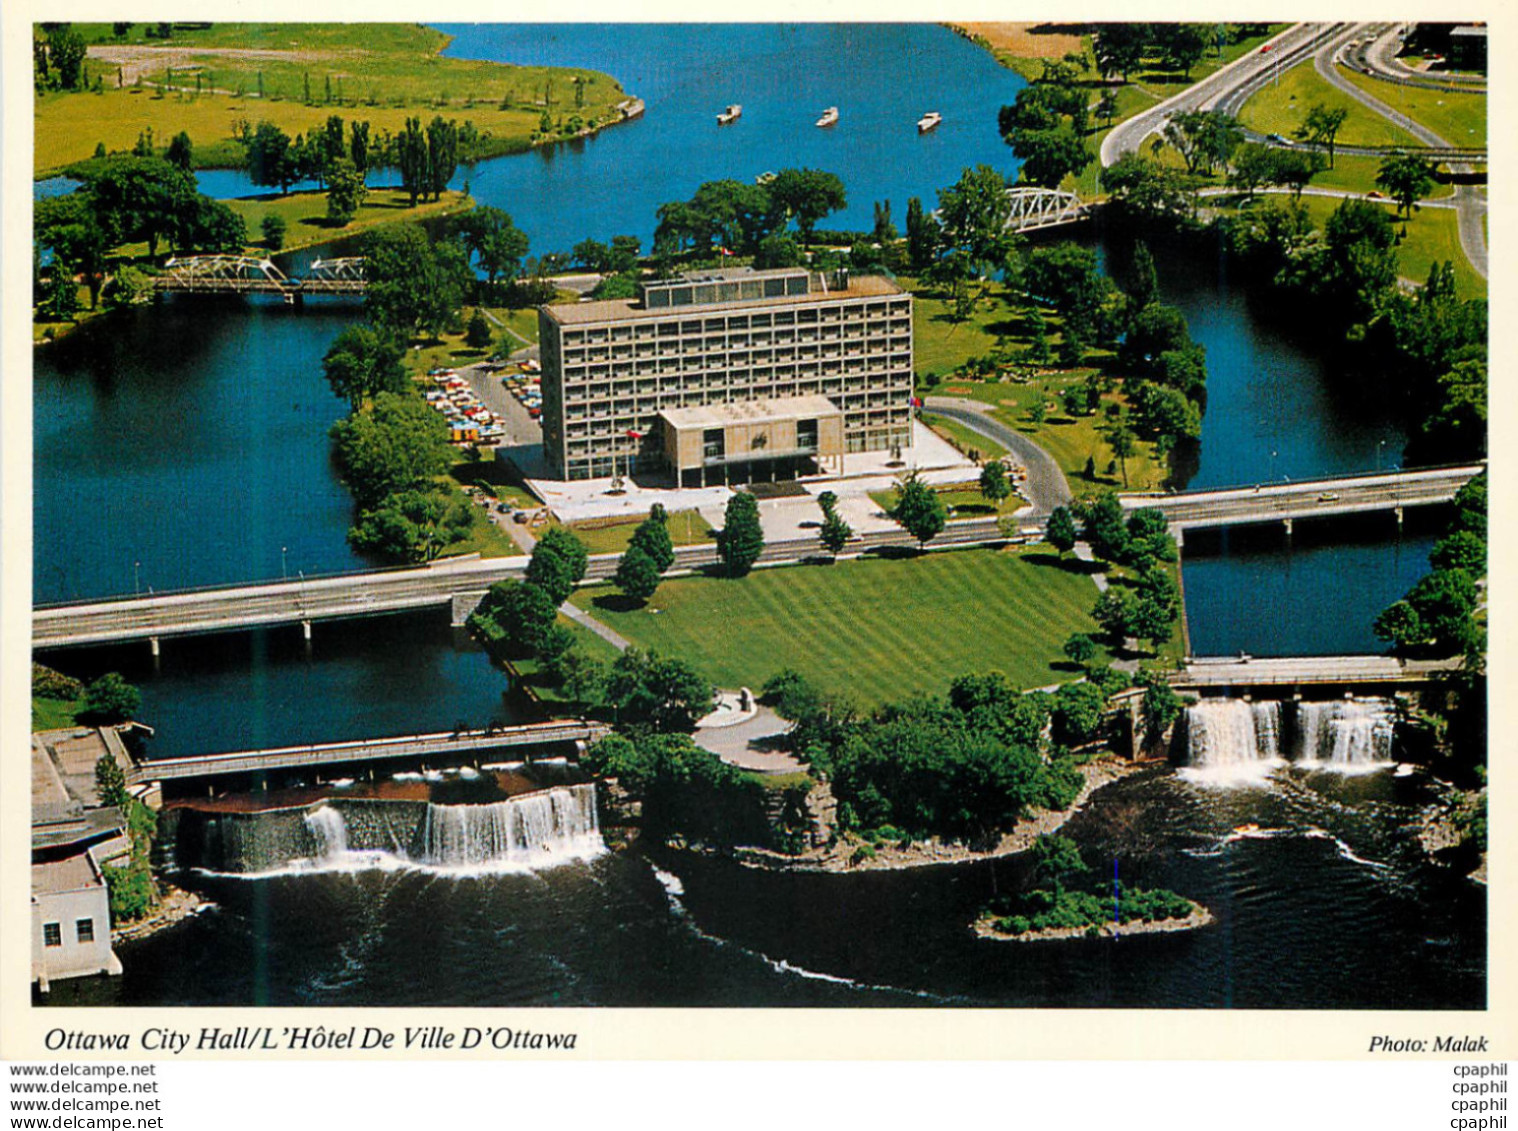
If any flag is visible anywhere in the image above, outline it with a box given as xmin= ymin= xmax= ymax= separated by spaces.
xmin=910 ymin=396 xmax=923 ymax=408
xmin=718 ymin=246 xmax=733 ymax=257
xmin=626 ymin=429 xmax=644 ymax=439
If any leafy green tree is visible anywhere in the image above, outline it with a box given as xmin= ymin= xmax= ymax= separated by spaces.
xmin=717 ymin=491 xmax=765 ymax=576
xmin=81 ymin=672 xmax=141 ymax=724
xmin=820 ymin=508 xmax=854 ymax=556
xmin=1092 ymin=588 xmax=1135 ymax=643
xmin=349 ymin=487 xmax=472 ymax=563
xmin=79 ymin=155 xmax=198 ymax=260
xmin=325 ymin=155 xmax=367 ymax=225
xmin=1101 ymin=153 xmax=1193 ymax=222
xmin=1430 ymin=529 xmax=1485 ymax=576
xmin=465 ymin=309 xmax=492 ymax=349
xmin=904 ymin=196 xmax=941 ymax=272
xmin=936 ymin=164 xmax=1017 ymax=277
xmin=1127 ymin=594 xmax=1175 ymax=651
xmin=1105 ymin=421 xmax=1137 ymax=488
xmin=629 ymin=510 xmax=676 ymax=573
xmin=891 ymin=474 xmax=947 ymax=547
xmin=470 ymin=579 xmax=559 ymax=656
xmin=1078 ymin=492 xmax=1130 ymax=561
xmin=35 ymin=193 xmax=112 ymax=309
xmin=979 ymin=461 xmax=1012 ymax=507
xmin=1063 ymin=632 xmax=1097 ymax=666
xmin=1052 ymin=682 xmax=1107 ymax=747
xmin=46 ymin=26 xmax=87 ymax=89
xmin=1403 ymin=568 xmax=1479 ymax=654
xmin=95 ymin=755 xmax=131 ymax=811
xmin=1164 ymin=110 xmax=1242 ymax=175
xmin=1119 ymin=302 xmax=1193 ymax=376
xmin=1031 ymin=834 xmax=1089 ymax=897
xmin=1009 ymin=125 xmax=1092 ymax=188
xmin=261 ymin=213 xmax=287 ymax=250
xmin=165 ymin=131 xmax=194 ymax=171
xmin=1418 ymin=358 xmax=1487 ymax=462
xmin=527 ymin=526 xmax=589 ymax=605
xmin=1296 ymin=103 xmax=1349 ymax=168
xmin=246 ymin=122 xmax=298 ymax=193
xmin=322 ymin=324 xmax=406 ymax=410
xmin=754 ymin=233 xmax=802 ymax=269
xmin=1046 ymin=505 xmax=1078 ymax=555
xmin=605 ymin=649 xmax=715 ymax=732
xmin=1154 ymin=23 xmax=1211 ymax=76
xmin=1374 ymin=600 xmax=1426 ymax=652
xmin=1139 ymin=675 xmax=1184 ymax=737
xmin=615 ymin=544 xmax=662 ymax=604
xmin=43 ymin=261 xmax=80 ymax=322
xmin=329 ymin=392 xmax=454 ymax=508
xmin=767 ymin=167 xmax=846 ymax=245
xmin=397 ymin=116 xmax=429 ymax=206
xmin=1376 ymin=151 xmax=1436 ymax=218
xmin=362 ymin=225 xmax=472 ymax=339
xmin=456 ymin=205 xmax=530 ymax=295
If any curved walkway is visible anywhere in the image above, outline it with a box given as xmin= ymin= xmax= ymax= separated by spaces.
xmin=923 ymin=398 xmax=1071 ymax=512
xmin=1311 ymin=25 xmax=1487 ymax=280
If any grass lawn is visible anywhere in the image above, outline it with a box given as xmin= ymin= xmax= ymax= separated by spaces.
xmin=1287 ymin=195 xmax=1483 ymax=299
xmin=570 ymin=545 xmax=1112 ymax=706
xmin=921 ymin=412 xmax=1009 ymax=462
xmin=32 ymin=696 xmax=85 ymax=732
xmin=402 ymin=305 xmax=540 ymax=379
xmin=1239 ymin=62 xmax=1421 ymax=150
xmin=227 ymin=188 xmax=472 ymax=255
xmin=1300 ymin=152 xmax=1454 ymax=199
xmin=564 ymin=511 xmax=716 ymax=556
xmin=869 ymin=484 xmax=1023 ymax=521
xmin=1337 ymin=68 xmax=1486 ymax=147
xmin=38 ymin=24 xmax=628 ymax=175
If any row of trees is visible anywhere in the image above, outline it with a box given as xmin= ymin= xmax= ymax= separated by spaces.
xmin=1375 ymin=474 xmax=1485 ymax=658
xmin=652 ymin=169 xmax=847 ymax=258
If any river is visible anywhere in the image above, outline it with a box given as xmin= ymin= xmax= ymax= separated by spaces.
xmin=30 ymin=24 xmax=1480 ymax=1010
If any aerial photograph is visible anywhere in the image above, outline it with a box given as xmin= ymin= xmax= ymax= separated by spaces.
xmin=26 ymin=19 xmax=1487 ymax=1010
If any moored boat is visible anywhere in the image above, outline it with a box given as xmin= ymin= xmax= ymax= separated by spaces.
xmin=717 ymin=104 xmax=742 ymax=125
xmin=917 ymin=111 xmax=942 ymax=133
xmin=815 ymin=106 xmax=839 ymax=128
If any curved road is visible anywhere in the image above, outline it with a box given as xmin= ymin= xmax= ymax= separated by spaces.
xmin=1311 ymin=25 xmax=1487 ymax=280
xmin=923 ymin=398 xmax=1071 ymax=512
xmin=1360 ymin=24 xmax=1486 ymax=93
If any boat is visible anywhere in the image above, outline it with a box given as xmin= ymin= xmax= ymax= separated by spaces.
xmin=815 ymin=106 xmax=839 ymax=128
xmin=717 ymin=104 xmax=742 ymax=125
xmin=917 ymin=111 xmax=942 ymax=133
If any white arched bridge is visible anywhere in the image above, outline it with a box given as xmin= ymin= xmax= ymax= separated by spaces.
xmin=155 ymin=255 xmax=367 ymax=299
xmin=1004 ymin=188 xmax=1091 ymax=233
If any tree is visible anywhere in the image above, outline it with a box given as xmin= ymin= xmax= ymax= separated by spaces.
xmin=528 ymin=526 xmax=590 ymax=605
xmin=46 ymin=26 xmax=87 ymax=90
xmin=329 ymin=392 xmax=454 ymax=509
xmin=44 ymin=261 xmax=79 ymax=322
xmin=904 ymin=196 xmax=941 ymax=272
xmin=1046 ymin=506 xmax=1078 ymax=555
xmin=1155 ymin=23 xmax=1211 ymax=77
xmin=348 ymin=487 xmax=472 ymax=563
xmin=1401 ymin=568 xmax=1479 ymax=654
xmin=1376 ymin=151 xmax=1436 ymax=218
xmin=165 ymin=131 xmax=194 ymax=171
xmin=605 ymin=649 xmax=715 ymax=732
xmin=457 ymin=206 xmax=530 ymax=296
xmin=754 ymin=233 xmax=802 ymax=269
xmin=36 ymin=194 xmax=112 ymax=309
xmin=246 ymin=122 xmax=297 ymax=193
xmin=615 ymin=544 xmax=662 ymax=603
xmin=1374 ymin=600 xmax=1426 ymax=653
xmin=1063 ymin=633 xmax=1097 ymax=666
xmin=936 ymin=165 xmax=1016 ymax=277
xmin=396 ymin=116 xmax=429 ymax=206
xmin=471 ymin=579 xmax=559 ymax=657
xmin=1092 ymin=23 xmax=1149 ymax=81
xmin=767 ymin=168 xmax=846 ymax=245
xmin=1079 ymin=492 xmax=1130 ymax=561
xmin=325 ymin=155 xmax=367 ymax=225
xmin=1031 ymin=834 xmax=1088 ymax=898
xmin=80 ymin=156 xmax=198 ymax=260
xmin=95 ymin=755 xmax=131 ymax=811
xmin=81 ymin=672 xmax=141 ymax=724
xmin=629 ymin=510 xmax=676 ymax=573
xmin=1105 ymin=421 xmax=1137 ymax=487
xmin=362 ymin=225 xmax=472 ymax=338
xmin=1009 ymin=125 xmax=1092 ymax=189
xmin=261 ymin=213 xmax=287 ymax=250
xmin=1122 ymin=241 xmax=1159 ymax=317
xmin=1052 ymin=682 xmax=1107 ymax=747
xmin=1120 ymin=302 xmax=1193 ymax=376
xmin=1163 ymin=110 xmax=1242 ymax=176
xmin=717 ymin=491 xmax=765 ymax=576
xmin=1296 ymin=103 xmax=1349 ymax=169
xmin=326 ymin=320 xmax=412 ymax=407
xmin=1430 ymin=529 xmax=1485 ymax=576
xmin=891 ymin=474 xmax=947 ymax=547
xmin=820 ymin=507 xmax=853 ymax=556
xmin=979 ymin=461 xmax=1012 ymax=507
xmin=1091 ymin=589 xmax=1135 ymax=644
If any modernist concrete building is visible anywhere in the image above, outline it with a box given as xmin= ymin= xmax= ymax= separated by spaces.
xmin=538 ymin=267 xmax=914 ymax=484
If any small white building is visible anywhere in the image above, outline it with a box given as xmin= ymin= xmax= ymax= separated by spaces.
xmin=31 ymin=855 xmax=122 ymax=990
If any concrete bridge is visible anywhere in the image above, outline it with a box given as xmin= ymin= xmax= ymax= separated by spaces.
xmin=129 ymin=720 xmax=611 ymax=785
xmin=1169 ymin=654 xmax=1465 ymax=693
xmin=1121 ymin=463 xmax=1481 ymax=533
xmin=155 ymin=256 xmax=366 ymax=301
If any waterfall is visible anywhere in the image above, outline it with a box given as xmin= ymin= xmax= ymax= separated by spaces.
xmin=304 ymin=805 xmax=350 ymax=862
xmin=419 ymin=784 xmax=602 ymax=870
xmin=1296 ymin=699 xmax=1395 ymax=768
xmin=1184 ymin=700 xmax=1282 ymax=771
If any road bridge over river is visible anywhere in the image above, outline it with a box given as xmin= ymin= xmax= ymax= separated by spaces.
xmin=33 ymin=464 xmax=1479 ymax=650
xmin=1170 ymin=654 xmax=1464 ymax=692
xmin=129 ymin=720 xmax=611 ymax=785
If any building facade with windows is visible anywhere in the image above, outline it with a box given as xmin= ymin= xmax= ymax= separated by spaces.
xmin=538 ymin=267 xmax=914 ymax=484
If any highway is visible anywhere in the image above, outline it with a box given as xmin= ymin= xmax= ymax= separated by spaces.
xmin=1123 ymin=463 xmax=1481 ymax=531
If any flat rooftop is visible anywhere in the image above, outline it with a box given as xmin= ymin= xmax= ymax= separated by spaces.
xmin=658 ymin=395 xmax=842 ymax=431
xmin=33 ymin=854 xmax=104 ymax=898
xmin=544 ymin=273 xmax=905 ymax=326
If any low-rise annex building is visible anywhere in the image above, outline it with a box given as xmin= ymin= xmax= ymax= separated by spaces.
xmin=537 ymin=266 xmax=914 ymax=485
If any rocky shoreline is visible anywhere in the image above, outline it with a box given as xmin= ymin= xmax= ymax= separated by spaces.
xmin=112 ymin=884 xmax=212 ymax=946
xmin=972 ymin=904 xmax=1215 ymax=944
xmin=669 ymin=755 xmax=1151 ymax=875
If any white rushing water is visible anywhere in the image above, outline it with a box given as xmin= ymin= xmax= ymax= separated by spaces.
xmin=303 ymin=805 xmax=350 ymax=862
xmin=418 ymin=784 xmax=603 ymax=871
xmin=1182 ymin=698 xmax=1397 ymax=782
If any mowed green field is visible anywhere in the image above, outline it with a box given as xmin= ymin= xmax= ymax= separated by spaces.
xmin=1338 ymin=68 xmax=1486 ymax=147
xmin=1239 ymin=62 xmax=1421 ymax=149
xmin=571 ymin=546 xmax=1106 ymax=706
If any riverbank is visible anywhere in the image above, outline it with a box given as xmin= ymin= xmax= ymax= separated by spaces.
xmin=673 ymin=753 xmax=1147 ymax=875
xmin=112 ymin=882 xmax=211 ymax=946
xmin=972 ymin=902 xmax=1214 ymax=943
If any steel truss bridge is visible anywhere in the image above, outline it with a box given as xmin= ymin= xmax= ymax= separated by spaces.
xmin=154 ymin=256 xmax=367 ymax=298
xmin=1004 ymin=188 xmax=1091 ymax=233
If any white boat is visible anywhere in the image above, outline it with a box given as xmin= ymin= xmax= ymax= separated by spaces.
xmin=717 ymin=104 xmax=742 ymax=125
xmin=917 ymin=111 xmax=942 ymax=133
xmin=815 ymin=106 xmax=839 ymax=128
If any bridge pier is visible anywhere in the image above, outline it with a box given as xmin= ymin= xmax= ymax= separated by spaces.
xmin=1282 ymin=518 xmax=1293 ymax=538
xmin=301 ymin=619 xmax=312 ymax=642
xmin=1394 ymin=505 xmax=1404 ymax=529
xmin=149 ymin=636 xmax=161 ymax=659
xmin=452 ymin=591 xmax=488 ymax=628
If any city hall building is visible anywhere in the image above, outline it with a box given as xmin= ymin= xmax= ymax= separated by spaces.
xmin=538 ymin=267 xmax=914 ymax=485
